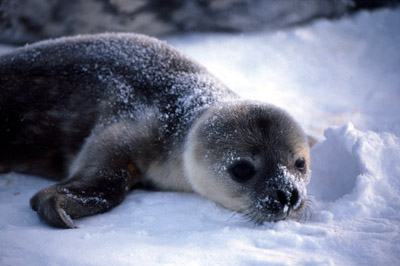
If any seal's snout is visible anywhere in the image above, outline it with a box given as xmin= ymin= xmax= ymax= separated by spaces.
xmin=277 ymin=188 xmax=299 ymax=208
xmin=252 ymin=176 xmax=306 ymax=223
xmin=290 ymin=188 xmax=300 ymax=207
xmin=263 ymin=185 xmax=302 ymax=221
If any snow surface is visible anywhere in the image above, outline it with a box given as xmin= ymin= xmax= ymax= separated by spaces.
xmin=1 ymin=7 xmax=400 ymax=266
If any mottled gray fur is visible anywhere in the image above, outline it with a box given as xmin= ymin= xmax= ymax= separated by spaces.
xmin=0 ymin=33 xmax=311 ymax=228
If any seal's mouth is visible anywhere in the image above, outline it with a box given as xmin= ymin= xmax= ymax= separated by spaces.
xmin=245 ymin=194 xmax=308 ymax=224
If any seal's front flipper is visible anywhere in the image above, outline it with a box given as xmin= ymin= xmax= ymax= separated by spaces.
xmin=30 ymin=186 xmax=76 ymax=228
xmin=30 ymin=169 xmax=132 ymax=228
xmin=30 ymin=121 xmax=145 ymax=228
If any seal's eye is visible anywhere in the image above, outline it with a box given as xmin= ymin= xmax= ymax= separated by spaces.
xmin=295 ymin=158 xmax=306 ymax=171
xmin=228 ymin=160 xmax=256 ymax=183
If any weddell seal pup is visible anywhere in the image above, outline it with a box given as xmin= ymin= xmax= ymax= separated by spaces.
xmin=0 ymin=33 xmax=311 ymax=228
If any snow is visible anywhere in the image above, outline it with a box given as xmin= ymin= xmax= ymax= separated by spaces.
xmin=1 ymin=7 xmax=400 ymax=266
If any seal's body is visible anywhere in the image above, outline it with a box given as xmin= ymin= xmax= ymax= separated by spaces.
xmin=0 ymin=33 xmax=311 ymax=228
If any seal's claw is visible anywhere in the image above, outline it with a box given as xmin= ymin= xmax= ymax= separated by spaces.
xmin=30 ymin=187 xmax=76 ymax=229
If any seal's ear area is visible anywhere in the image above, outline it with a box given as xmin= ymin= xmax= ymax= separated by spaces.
xmin=307 ymin=135 xmax=318 ymax=148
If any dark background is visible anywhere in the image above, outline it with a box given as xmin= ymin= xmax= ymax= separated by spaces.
xmin=1 ymin=0 xmax=398 ymax=44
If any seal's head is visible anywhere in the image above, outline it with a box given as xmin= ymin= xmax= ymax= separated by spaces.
xmin=184 ymin=101 xmax=311 ymax=223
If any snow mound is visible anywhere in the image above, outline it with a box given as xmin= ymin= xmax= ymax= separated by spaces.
xmin=309 ymin=124 xmax=400 ymax=222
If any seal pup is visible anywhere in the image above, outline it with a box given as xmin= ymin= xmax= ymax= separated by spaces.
xmin=0 ymin=33 xmax=311 ymax=228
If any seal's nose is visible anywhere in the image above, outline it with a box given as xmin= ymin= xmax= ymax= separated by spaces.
xmin=277 ymin=188 xmax=299 ymax=208
xmin=289 ymin=188 xmax=299 ymax=207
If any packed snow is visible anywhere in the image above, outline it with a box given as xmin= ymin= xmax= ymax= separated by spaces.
xmin=1 ymin=7 xmax=400 ymax=266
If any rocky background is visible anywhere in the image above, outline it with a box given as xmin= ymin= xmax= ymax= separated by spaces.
xmin=0 ymin=0 xmax=398 ymax=44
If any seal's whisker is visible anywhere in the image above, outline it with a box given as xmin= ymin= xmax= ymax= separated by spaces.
xmin=296 ymin=195 xmax=316 ymax=222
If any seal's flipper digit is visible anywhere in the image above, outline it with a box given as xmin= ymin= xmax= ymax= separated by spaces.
xmin=30 ymin=169 xmax=132 ymax=228
xmin=30 ymin=186 xmax=79 ymax=229
xmin=29 ymin=122 xmax=143 ymax=228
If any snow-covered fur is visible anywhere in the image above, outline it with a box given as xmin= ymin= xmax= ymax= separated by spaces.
xmin=0 ymin=33 xmax=310 ymax=228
